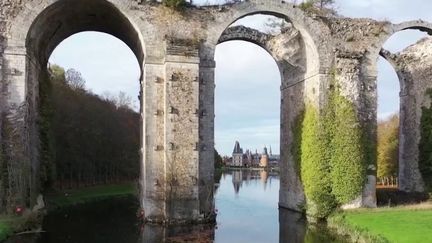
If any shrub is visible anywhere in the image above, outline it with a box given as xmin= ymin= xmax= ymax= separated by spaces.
xmin=162 ymin=0 xmax=187 ymax=10
xmin=299 ymin=1 xmax=314 ymax=12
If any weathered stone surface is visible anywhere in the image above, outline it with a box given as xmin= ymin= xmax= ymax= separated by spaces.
xmin=1 ymin=0 xmax=431 ymax=221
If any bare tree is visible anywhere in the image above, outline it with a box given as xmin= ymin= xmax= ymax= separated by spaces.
xmin=65 ymin=69 xmax=86 ymax=90
xmin=317 ymin=0 xmax=334 ymax=10
xmin=117 ymin=91 xmax=133 ymax=109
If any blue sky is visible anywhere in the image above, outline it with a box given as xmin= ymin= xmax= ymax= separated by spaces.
xmin=49 ymin=0 xmax=432 ymax=155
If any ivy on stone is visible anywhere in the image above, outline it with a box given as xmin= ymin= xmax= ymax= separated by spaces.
xmin=292 ymin=69 xmax=367 ymax=218
xmin=299 ymin=104 xmax=336 ymax=219
xmin=38 ymin=68 xmax=60 ymax=190
xmin=323 ymin=73 xmax=366 ymax=204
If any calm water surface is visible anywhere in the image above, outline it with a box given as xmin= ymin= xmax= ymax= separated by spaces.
xmin=6 ymin=169 xmax=346 ymax=243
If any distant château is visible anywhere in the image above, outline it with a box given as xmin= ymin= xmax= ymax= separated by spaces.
xmin=228 ymin=141 xmax=279 ymax=167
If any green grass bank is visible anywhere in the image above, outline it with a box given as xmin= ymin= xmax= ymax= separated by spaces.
xmin=0 ymin=183 xmax=137 ymax=242
xmin=45 ymin=183 xmax=137 ymax=208
xmin=329 ymin=202 xmax=432 ymax=243
xmin=0 ymin=217 xmax=14 ymax=242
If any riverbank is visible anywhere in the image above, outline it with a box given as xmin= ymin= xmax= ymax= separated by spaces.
xmin=45 ymin=183 xmax=138 ymax=209
xmin=329 ymin=202 xmax=432 ymax=243
xmin=0 ymin=183 xmax=137 ymax=242
xmin=0 ymin=214 xmax=37 ymax=242
xmin=0 ymin=216 xmax=15 ymax=241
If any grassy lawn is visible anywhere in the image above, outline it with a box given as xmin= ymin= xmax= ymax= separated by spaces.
xmin=46 ymin=183 xmax=138 ymax=208
xmin=335 ymin=203 xmax=432 ymax=243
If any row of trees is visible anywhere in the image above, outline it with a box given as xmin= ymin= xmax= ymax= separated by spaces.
xmin=39 ymin=65 xmax=140 ymax=190
xmin=377 ymin=115 xmax=399 ymax=185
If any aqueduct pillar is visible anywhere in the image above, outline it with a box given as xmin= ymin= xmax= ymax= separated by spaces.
xmin=141 ymin=40 xmax=215 ymax=223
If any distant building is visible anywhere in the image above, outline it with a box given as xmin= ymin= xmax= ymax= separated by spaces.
xmin=268 ymin=146 xmax=280 ymax=167
xmin=232 ymin=141 xmax=243 ymax=166
xmin=229 ymin=142 xmax=279 ymax=168
xmin=260 ymin=146 xmax=269 ymax=167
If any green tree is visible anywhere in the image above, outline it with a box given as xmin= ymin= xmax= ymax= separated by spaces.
xmin=316 ymin=0 xmax=334 ymax=9
xmin=299 ymin=0 xmax=335 ymax=13
xmin=43 ymin=65 xmax=140 ymax=189
xmin=377 ymin=114 xmax=399 ymax=179
xmin=214 ymin=149 xmax=223 ymax=169
xmin=162 ymin=0 xmax=187 ymax=10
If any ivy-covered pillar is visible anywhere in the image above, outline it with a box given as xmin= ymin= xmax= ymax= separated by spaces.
xmin=334 ymin=53 xmax=376 ymax=208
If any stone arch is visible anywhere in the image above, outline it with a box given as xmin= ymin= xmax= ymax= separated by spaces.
xmin=9 ymin=0 xmax=145 ymax=68
xmin=367 ymin=20 xmax=432 ymax=79
xmin=203 ymin=1 xmax=332 ymax=212
xmin=218 ymin=26 xmax=274 ymax=57
xmin=207 ymin=0 xmax=332 ymax=77
xmin=1 ymin=0 xmax=145 ymax=209
xmin=369 ymin=21 xmax=432 ymax=193
xmin=392 ymin=20 xmax=432 ymax=36
xmin=217 ymin=25 xmax=305 ymax=87
xmin=379 ymin=49 xmax=409 ymax=96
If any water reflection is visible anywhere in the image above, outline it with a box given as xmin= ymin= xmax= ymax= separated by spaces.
xmin=7 ymin=169 xmax=345 ymax=243
xmin=226 ymin=169 xmax=278 ymax=195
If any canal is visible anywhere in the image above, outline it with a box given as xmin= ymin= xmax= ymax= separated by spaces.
xmin=6 ymin=169 xmax=346 ymax=243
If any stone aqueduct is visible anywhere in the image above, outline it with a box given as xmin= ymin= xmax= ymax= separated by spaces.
xmin=0 ymin=0 xmax=431 ymax=223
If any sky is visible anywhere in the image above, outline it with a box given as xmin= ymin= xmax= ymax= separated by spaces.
xmin=49 ymin=0 xmax=432 ymax=156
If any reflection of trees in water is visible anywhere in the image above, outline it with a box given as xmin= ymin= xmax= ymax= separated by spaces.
xmin=18 ymin=178 xmax=346 ymax=243
xmin=141 ymin=223 xmax=215 ymax=243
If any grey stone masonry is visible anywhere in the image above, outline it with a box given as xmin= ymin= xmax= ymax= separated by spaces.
xmin=1 ymin=0 xmax=431 ymax=222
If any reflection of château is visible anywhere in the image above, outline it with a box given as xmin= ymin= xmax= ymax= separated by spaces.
xmin=230 ymin=141 xmax=279 ymax=167
xmin=231 ymin=169 xmax=279 ymax=194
